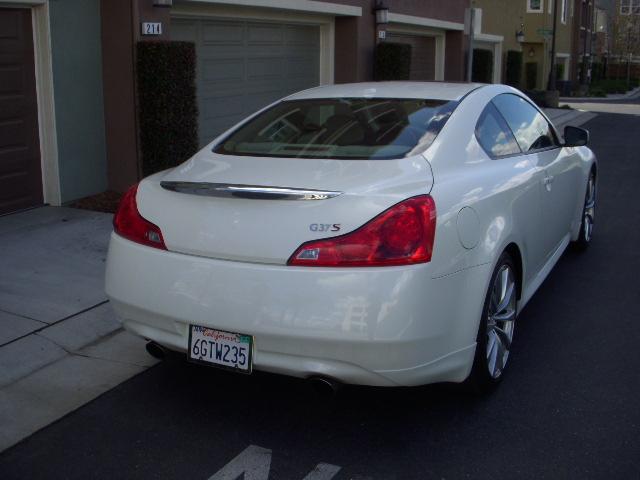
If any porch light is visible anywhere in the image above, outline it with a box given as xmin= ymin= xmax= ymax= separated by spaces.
xmin=516 ymin=29 xmax=525 ymax=43
xmin=374 ymin=0 xmax=389 ymax=25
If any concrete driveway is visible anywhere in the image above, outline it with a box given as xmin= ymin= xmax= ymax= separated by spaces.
xmin=0 ymin=207 xmax=156 ymax=451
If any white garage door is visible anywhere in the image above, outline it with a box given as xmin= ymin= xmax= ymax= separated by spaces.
xmin=172 ymin=18 xmax=321 ymax=146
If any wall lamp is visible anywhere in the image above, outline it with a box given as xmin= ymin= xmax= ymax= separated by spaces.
xmin=374 ymin=0 xmax=389 ymax=25
xmin=516 ymin=28 xmax=525 ymax=43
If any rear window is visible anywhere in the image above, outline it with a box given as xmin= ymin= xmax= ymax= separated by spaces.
xmin=214 ymin=98 xmax=458 ymax=160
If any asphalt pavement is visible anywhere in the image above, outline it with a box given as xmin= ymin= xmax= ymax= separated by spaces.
xmin=1 ymin=100 xmax=639 ymax=479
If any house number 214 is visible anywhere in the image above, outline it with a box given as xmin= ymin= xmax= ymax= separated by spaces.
xmin=141 ymin=22 xmax=162 ymax=35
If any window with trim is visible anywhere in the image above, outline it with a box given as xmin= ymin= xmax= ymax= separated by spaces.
xmin=528 ymin=0 xmax=544 ymax=13
xmin=491 ymin=94 xmax=558 ymax=153
xmin=549 ymin=0 xmax=569 ymax=22
xmin=475 ymin=103 xmax=521 ymax=158
xmin=620 ymin=0 xmax=640 ymax=15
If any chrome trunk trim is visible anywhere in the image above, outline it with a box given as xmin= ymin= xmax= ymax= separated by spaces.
xmin=160 ymin=181 xmax=342 ymax=201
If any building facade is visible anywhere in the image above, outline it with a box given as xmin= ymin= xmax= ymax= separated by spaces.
xmin=0 ymin=0 xmax=475 ymax=215
xmin=476 ymin=0 xmax=576 ymax=91
xmin=570 ymin=0 xmax=596 ymax=90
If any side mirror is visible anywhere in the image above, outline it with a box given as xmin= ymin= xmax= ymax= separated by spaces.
xmin=564 ymin=125 xmax=589 ymax=147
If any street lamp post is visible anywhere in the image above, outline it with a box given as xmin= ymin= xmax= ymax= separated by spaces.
xmin=547 ymin=0 xmax=559 ymax=91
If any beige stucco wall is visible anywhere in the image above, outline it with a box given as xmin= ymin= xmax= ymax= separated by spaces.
xmin=475 ymin=0 xmax=575 ymax=89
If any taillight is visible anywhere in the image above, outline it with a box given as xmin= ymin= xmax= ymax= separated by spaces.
xmin=113 ymin=184 xmax=167 ymax=250
xmin=288 ymin=195 xmax=436 ymax=267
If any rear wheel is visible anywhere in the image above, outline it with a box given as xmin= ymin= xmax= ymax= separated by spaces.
xmin=466 ymin=252 xmax=517 ymax=392
xmin=572 ymin=171 xmax=596 ymax=250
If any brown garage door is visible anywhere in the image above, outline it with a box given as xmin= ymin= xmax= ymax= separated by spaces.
xmin=0 ymin=8 xmax=43 ymax=215
xmin=387 ymin=33 xmax=436 ymax=81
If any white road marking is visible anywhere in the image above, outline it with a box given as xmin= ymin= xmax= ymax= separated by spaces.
xmin=208 ymin=445 xmax=271 ymax=480
xmin=302 ymin=462 xmax=342 ymax=479
xmin=207 ymin=445 xmax=342 ymax=480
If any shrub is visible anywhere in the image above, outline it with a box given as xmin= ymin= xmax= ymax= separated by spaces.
xmin=374 ymin=42 xmax=412 ymax=81
xmin=472 ymin=48 xmax=493 ymax=83
xmin=556 ymin=63 xmax=564 ymax=81
xmin=525 ymin=62 xmax=538 ymax=90
xmin=591 ymin=62 xmax=603 ymax=82
xmin=524 ymin=89 xmax=558 ymax=108
xmin=137 ymin=41 xmax=199 ymax=177
xmin=505 ymin=50 xmax=523 ymax=87
xmin=587 ymin=87 xmax=606 ymax=97
xmin=589 ymin=78 xmax=639 ymax=95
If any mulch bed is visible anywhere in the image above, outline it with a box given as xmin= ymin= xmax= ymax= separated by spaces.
xmin=69 ymin=191 xmax=122 ymax=214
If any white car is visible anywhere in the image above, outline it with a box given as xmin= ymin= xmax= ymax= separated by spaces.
xmin=105 ymin=82 xmax=596 ymax=391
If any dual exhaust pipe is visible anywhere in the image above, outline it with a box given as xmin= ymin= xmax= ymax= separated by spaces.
xmin=145 ymin=341 xmax=341 ymax=397
xmin=145 ymin=341 xmax=167 ymax=360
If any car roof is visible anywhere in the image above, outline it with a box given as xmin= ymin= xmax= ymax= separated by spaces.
xmin=285 ymin=82 xmax=486 ymax=102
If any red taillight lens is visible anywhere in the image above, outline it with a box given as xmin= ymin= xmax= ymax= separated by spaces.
xmin=113 ymin=184 xmax=167 ymax=250
xmin=288 ymin=195 xmax=436 ymax=267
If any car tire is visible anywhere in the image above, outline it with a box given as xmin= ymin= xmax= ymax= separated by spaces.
xmin=465 ymin=252 xmax=518 ymax=393
xmin=572 ymin=171 xmax=596 ymax=251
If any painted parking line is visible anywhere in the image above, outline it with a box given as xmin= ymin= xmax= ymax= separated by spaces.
xmin=208 ymin=445 xmax=343 ymax=480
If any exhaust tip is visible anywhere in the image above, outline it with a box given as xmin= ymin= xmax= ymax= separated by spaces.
xmin=307 ymin=376 xmax=340 ymax=398
xmin=145 ymin=341 xmax=166 ymax=360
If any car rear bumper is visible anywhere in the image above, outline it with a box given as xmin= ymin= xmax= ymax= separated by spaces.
xmin=105 ymin=233 xmax=489 ymax=386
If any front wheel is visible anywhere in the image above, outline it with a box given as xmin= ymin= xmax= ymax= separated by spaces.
xmin=465 ymin=252 xmax=518 ymax=392
xmin=572 ymin=171 xmax=596 ymax=251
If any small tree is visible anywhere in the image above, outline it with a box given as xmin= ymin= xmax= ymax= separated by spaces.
xmin=472 ymin=48 xmax=494 ymax=83
xmin=137 ymin=42 xmax=199 ymax=177
xmin=525 ymin=62 xmax=538 ymax=90
xmin=374 ymin=42 xmax=412 ymax=81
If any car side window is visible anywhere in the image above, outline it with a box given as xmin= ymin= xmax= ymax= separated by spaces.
xmin=492 ymin=93 xmax=558 ymax=153
xmin=475 ymin=103 xmax=521 ymax=158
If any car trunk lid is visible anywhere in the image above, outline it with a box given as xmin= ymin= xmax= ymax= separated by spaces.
xmin=137 ymin=151 xmax=433 ymax=264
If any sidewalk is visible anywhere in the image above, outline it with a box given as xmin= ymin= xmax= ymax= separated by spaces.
xmin=0 ymin=207 xmax=156 ymax=452
xmin=560 ymin=85 xmax=640 ymax=102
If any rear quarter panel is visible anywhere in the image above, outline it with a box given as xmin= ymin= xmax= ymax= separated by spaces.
xmin=425 ymin=85 xmax=540 ymax=291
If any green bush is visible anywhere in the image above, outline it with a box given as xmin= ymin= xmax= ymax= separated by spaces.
xmin=591 ymin=62 xmax=603 ymax=82
xmin=587 ymin=87 xmax=606 ymax=97
xmin=525 ymin=62 xmax=538 ymax=90
xmin=556 ymin=63 xmax=564 ymax=81
xmin=472 ymin=48 xmax=493 ymax=83
xmin=137 ymin=41 xmax=199 ymax=177
xmin=374 ymin=42 xmax=412 ymax=81
xmin=524 ymin=89 xmax=558 ymax=108
xmin=505 ymin=50 xmax=523 ymax=87
xmin=589 ymin=78 xmax=640 ymax=95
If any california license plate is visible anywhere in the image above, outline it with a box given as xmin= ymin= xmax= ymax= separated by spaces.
xmin=188 ymin=325 xmax=253 ymax=373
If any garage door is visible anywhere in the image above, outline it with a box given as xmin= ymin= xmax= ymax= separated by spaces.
xmin=0 ymin=8 xmax=43 ymax=215
xmin=172 ymin=18 xmax=321 ymax=146
xmin=387 ymin=33 xmax=436 ymax=81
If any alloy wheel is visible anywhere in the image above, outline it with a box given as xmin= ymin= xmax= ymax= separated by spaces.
xmin=486 ymin=264 xmax=516 ymax=379
xmin=583 ymin=175 xmax=596 ymax=242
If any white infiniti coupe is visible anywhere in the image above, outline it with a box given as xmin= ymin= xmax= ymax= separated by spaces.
xmin=105 ymin=82 xmax=597 ymax=391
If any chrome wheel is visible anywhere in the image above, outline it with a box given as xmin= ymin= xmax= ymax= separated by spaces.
xmin=486 ymin=265 xmax=516 ymax=379
xmin=583 ymin=175 xmax=596 ymax=242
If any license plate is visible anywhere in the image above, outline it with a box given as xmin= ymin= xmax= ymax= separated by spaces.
xmin=188 ymin=325 xmax=253 ymax=373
